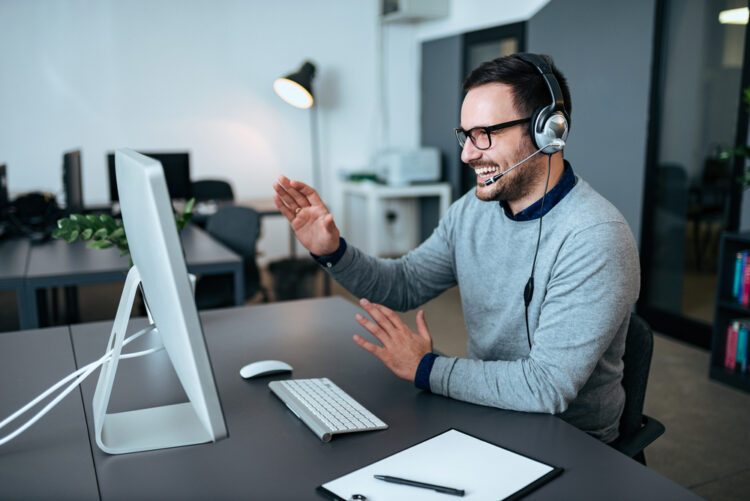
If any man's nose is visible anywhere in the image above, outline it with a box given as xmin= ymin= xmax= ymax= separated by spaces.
xmin=461 ymin=139 xmax=482 ymax=164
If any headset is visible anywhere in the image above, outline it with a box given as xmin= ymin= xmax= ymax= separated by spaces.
xmin=513 ymin=53 xmax=569 ymax=154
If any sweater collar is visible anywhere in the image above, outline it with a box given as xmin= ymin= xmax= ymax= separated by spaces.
xmin=500 ymin=160 xmax=576 ymax=221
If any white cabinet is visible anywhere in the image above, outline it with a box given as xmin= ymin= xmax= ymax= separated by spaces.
xmin=339 ymin=182 xmax=451 ymax=257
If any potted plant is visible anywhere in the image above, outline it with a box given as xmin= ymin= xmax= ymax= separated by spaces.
xmin=51 ymin=199 xmax=195 ymax=261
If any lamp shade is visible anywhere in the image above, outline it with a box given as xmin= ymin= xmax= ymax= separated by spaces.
xmin=274 ymin=61 xmax=316 ymax=109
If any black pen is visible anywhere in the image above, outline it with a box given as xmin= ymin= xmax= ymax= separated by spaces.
xmin=374 ymin=474 xmax=465 ymax=497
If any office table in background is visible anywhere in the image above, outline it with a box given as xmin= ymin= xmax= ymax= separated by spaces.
xmin=0 ymin=238 xmax=30 ymax=327
xmin=19 ymin=224 xmax=243 ymax=329
xmin=0 ymin=297 xmax=700 ymax=500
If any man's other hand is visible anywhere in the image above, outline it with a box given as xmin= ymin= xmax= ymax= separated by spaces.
xmin=353 ymin=298 xmax=433 ymax=382
xmin=272 ymin=175 xmax=340 ymax=256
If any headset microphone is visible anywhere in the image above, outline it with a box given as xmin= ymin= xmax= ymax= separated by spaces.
xmin=483 ymin=138 xmax=565 ymax=186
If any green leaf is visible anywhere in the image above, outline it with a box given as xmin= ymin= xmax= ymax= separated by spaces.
xmin=65 ymin=230 xmax=79 ymax=243
xmin=99 ymin=214 xmax=117 ymax=232
xmin=93 ymin=228 xmax=108 ymax=240
xmin=110 ymin=227 xmax=125 ymax=240
xmin=87 ymin=240 xmax=114 ymax=249
xmin=81 ymin=228 xmax=94 ymax=240
xmin=69 ymin=214 xmax=87 ymax=226
xmin=57 ymin=218 xmax=71 ymax=230
xmin=85 ymin=214 xmax=99 ymax=226
xmin=52 ymin=228 xmax=66 ymax=239
xmin=183 ymin=197 xmax=195 ymax=215
xmin=119 ymin=249 xmax=130 ymax=257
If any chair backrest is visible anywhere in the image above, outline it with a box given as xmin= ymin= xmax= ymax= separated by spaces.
xmin=206 ymin=206 xmax=262 ymax=289
xmin=192 ymin=180 xmax=234 ymax=202
xmin=206 ymin=206 xmax=260 ymax=258
xmin=619 ymin=313 xmax=654 ymax=440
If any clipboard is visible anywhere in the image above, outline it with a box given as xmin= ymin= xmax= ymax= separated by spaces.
xmin=316 ymin=429 xmax=563 ymax=501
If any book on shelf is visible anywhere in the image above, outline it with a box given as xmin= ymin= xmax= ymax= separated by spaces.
xmin=724 ymin=319 xmax=749 ymax=373
xmin=734 ymin=252 xmax=743 ymax=299
xmin=731 ymin=250 xmax=750 ymax=307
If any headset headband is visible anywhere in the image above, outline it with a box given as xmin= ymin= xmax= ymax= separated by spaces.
xmin=513 ymin=53 xmax=566 ymax=118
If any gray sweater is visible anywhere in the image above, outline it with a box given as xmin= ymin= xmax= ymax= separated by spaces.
xmin=328 ymin=176 xmax=640 ymax=443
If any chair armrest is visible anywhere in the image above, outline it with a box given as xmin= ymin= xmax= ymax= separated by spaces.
xmin=616 ymin=415 xmax=665 ymax=458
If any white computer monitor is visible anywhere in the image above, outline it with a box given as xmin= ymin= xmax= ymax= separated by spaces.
xmin=92 ymin=148 xmax=226 ymax=454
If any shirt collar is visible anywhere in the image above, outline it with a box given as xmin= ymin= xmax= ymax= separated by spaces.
xmin=500 ymin=160 xmax=577 ymax=221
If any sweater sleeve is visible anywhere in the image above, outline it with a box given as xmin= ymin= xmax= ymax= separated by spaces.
xmin=429 ymin=221 xmax=640 ymax=414
xmin=326 ymin=203 xmax=460 ymax=312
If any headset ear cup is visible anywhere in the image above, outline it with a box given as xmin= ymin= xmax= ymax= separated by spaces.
xmin=538 ymin=109 xmax=569 ymax=153
xmin=529 ymin=106 xmax=546 ymax=149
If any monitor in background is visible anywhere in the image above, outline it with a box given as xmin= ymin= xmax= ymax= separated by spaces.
xmin=107 ymin=151 xmax=191 ymax=202
xmin=92 ymin=148 xmax=226 ymax=454
xmin=62 ymin=150 xmax=84 ymax=215
xmin=0 ymin=164 xmax=8 ymax=214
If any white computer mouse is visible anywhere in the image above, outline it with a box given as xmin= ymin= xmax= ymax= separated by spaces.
xmin=239 ymin=360 xmax=293 ymax=379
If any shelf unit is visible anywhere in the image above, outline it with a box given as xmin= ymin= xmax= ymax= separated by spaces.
xmin=711 ymin=232 xmax=750 ymax=392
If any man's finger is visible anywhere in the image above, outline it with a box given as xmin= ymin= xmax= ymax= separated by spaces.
xmin=375 ymin=303 xmax=405 ymax=331
xmin=323 ymin=213 xmax=337 ymax=233
xmin=355 ymin=313 xmax=390 ymax=345
xmin=278 ymin=176 xmax=311 ymax=208
xmin=293 ymin=182 xmax=327 ymax=208
xmin=360 ymin=299 xmax=397 ymax=331
xmin=272 ymin=193 xmax=296 ymax=222
xmin=273 ymin=182 xmax=300 ymax=211
xmin=353 ymin=334 xmax=384 ymax=357
xmin=416 ymin=310 xmax=432 ymax=342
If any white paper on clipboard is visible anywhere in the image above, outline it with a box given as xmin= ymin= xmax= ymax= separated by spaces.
xmin=320 ymin=429 xmax=561 ymax=501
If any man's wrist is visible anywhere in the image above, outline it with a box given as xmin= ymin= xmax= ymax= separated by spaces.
xmin=311 ymin=237 xmax=347 ymax=268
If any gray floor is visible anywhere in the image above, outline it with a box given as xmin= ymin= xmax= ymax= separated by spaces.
xmin=2 ymin=276 xmax=750 ymax=500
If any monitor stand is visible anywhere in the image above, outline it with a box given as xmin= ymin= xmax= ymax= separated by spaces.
xmin=92 ymin=266 xmax=215 ymax=454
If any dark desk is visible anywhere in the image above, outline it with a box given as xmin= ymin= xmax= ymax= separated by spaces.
xmin=20 ymin=297 xmax=696 ymax=500
xmin=0 ymin=238 xmax=30 ymax=326
xmin=0 ymin=327 xmax=99 ymax=500
xmin=20 ymin=224 xmax=243 ymax=329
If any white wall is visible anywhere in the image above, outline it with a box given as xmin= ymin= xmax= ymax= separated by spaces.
xmin=0 ymin=0 xmax=380 ymax=262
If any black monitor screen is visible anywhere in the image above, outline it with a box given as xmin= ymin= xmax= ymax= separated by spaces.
xmin=107 ymin=151 xmax=191 ymax=202
xmin=0 ymin=164 xmax=7 ymax=211
xmin=63 ymin=150 xmax=84 ymax=214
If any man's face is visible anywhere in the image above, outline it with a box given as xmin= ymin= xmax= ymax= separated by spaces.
xmin=460 ymin=83 xmax=542 ymax=202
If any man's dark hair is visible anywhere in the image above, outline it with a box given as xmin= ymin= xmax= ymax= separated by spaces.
xmin=462 ymin=54 xmax=572 ymax=129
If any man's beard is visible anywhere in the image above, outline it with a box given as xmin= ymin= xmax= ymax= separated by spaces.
xmin=471 ymin=141 xmax=542 ymax=202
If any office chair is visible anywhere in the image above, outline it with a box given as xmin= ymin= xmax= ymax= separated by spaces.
xmin=612 ymin=313 xmax=665 ymax=465
xmin=191 ymin=179 xmax=235 ymax=202
xmin=687 ymin=158 xmax=731 ymax=270
xmin=194 ymin=206 xmax=267 ymax=309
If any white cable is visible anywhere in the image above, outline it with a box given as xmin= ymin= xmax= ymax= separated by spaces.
xmin=0 ymin=325 xmax=162 ymax=447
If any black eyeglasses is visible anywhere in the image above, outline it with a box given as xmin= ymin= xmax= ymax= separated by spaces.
xmin=454 ymin=117 xmax=531 ymax=150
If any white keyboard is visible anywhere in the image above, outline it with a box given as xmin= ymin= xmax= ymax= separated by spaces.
xmin=269 ymin=378 xmax=388 ymax=442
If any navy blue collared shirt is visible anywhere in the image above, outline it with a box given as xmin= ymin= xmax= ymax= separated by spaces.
xmin=500 ymin=160 xmax=577 ymax=221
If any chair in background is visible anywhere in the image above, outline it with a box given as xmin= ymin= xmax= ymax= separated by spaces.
xmin=192 ymin=179 xmax=235 ymax=203
xmin=612 ymin=313 xmax=665 ymax=465
xmin=687 ymin=158 xmax=732 ymax=270
xmin=194 ymin=206 xmax=267 ymax=309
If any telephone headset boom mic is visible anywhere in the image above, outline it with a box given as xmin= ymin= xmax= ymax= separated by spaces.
xmin=488 ymin=53 xmax=570 ymax=349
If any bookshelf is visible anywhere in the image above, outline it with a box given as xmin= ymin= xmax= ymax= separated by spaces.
xmin=711 ymin=232 xmax=750 ymax=392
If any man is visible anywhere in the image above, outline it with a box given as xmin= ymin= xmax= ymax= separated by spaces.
xmin=272 ymin=53 xmax=639 ymax=443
